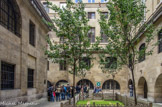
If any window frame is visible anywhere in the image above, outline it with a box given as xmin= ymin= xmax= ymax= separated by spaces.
xmin=88 ymin=12 xmax=95 ymax=19
xmin=158 ymin=29 xmax=162 ymax=53
xmin=29 ymin=20 xmax=36 ymax=47
xmin=59 ymin=60 xmax=67 ymax=71
xmin=138 ymin=43 xmax=146 ymax=63
xmin=27 ymin=68 xmax=34 ymax=88
xmin=88 ymin=27 xmax=95 ymax=43
xmin=0 ymin=0 xmax=21 ymax=37
xmin=1 ymin=61 xmax=15 ymax=90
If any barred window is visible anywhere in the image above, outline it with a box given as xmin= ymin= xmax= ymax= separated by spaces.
xmin=102 ymin=80 xmax=120 ymax=90
xmin=29 ymin=21 xmax=35 ymax=46
xmin=88 ymin=12 xmax=95 ymax=19
xmin=138 ymin=43 xmax=145 ymax=62
xmin=0 ymin=0 xmax=21 ymax=36
xmin=105 ymin=57 xmax=117 ymax=69
xmin=28 ymin=68 xmax=34 ymax=88
xmin=88 ymin=27 xmax=95 ymax=43
xmin=82 ymin=57 xmax=91 ymax=68
xmin=1 ymin=62 xmax=15 ymax=90
xmin=60 ymin=60 xmax=66 ymax=71
xmin=158 ymin=29 xmax=162 ymax=53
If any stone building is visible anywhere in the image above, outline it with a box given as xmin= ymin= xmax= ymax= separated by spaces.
xmin=41 ymin=0 xmax=162 ymax=104
xmin=0 ymin=0 xmax=50 ymax=104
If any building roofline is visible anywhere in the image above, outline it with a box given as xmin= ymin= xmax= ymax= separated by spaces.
xmin=30 ymin=0 xmax=52 ymax=30
xmin=134 ymin=3 xmax=162 ymax=42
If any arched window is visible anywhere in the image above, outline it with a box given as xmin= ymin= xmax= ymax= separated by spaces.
xmin=77 ymin=79 xmax=94 ymax=89
xmin=138 ymin=43 xmax=145 ymax=62
xmin=102 ymin=79 xmax=120 ymax=90
xmin=158 ymin=29 xmax=162 ymax=53
xmin=0 ymin=0 xmax=21 ymax=36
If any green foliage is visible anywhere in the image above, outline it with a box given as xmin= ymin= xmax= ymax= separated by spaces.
xmin=98 ymin=0 xmax=155 ymax=70
xmin=44 ymin=0 xmax=94 ymax=76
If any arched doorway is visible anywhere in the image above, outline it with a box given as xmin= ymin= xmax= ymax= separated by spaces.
xmin=155 ymin=74 xmax=162 ymax=103
xmin=102 ymin=79 xmax=120 ymax=90
xmin=55 ymin=80 xmax=68 ymax=87
xmin=77 ymin=79 xmax=94 ymax=89
xmin=137 ymin=77 xmax=148 ymax=98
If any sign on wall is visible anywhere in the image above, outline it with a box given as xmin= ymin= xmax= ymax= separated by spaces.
xmin=96 ymin=82 xmax=101 ymax=87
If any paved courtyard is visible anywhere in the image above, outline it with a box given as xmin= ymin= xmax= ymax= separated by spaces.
xmin=15 ymin=98 xmax=64 ymax=107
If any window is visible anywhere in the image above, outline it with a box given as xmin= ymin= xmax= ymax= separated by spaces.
xmin=138 ymin=43 xmax=145 ymax=62
xmin=88 ymin=27 xmax=95 ymax=43
xmin=28 ymin=68 xmax=34 ymax=88
xmin=1 ymin=62 xmax=15 ymax=90
xmin=101 ymin=12 xmax=108 ymax=19
xmin=102 ymin=80 xmax=120 ymax=90
xmin=158 ymin=29 xmax=162 ymax=53
xmin=75 ymin=0 xmax=82 ymax=3
xmin=60 ymin=60 xmax=66 ymax=71
xmin=88 ymin=0 xmax=95 ymax=3
xmin=105 ymin=57 xmax=117 ymax=69
xmin=43 ymin=2 xmax=49 ymax=13
xmin=82 ymin=57 xmax=91 ymax=68
xmin=88 ymin=12 xmax=95 ymax=19
xmin=101 ymin=30 xmax=107 ymax=43
xmin=60 ymin=2 xmax=67 ymax=9
xmin=29 ymin=21 xmax=35 ymax=46
xmin=101 ymin=0 xmax=109 ymax=3
xmin=0 ymin=0 xmax=21 ymax=36
xmin=47 ymin=61 xmax=49 ymax=71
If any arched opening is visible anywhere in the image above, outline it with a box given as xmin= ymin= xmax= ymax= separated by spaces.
xmin=0 ymin=0 xmax=22 ymax=36
xmin=128 ymin=79 xmax=133 ymax=89
xmin=137 ymin=77 xmax=148 ymax=98
xmin=102 ymin=79 xmax=120 ymax=90
xmin=55 ymin=80 xmax=68 ymax=87
xmin=77 ymin=79 xmax=94 ymax=89
xmin=155 ymin=74 xmax=162 ymax=103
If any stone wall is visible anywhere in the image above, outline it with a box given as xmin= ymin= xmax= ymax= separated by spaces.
xmin=0 ymin=0 xmax=49 ymax=104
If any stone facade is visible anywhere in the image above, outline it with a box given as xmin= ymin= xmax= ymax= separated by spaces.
xmin=41 ymin=0 xmax=162 ymax=103
xmin=0 ymin=0 xmax=50 ymax=104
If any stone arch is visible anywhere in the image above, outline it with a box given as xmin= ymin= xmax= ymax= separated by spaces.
xmin=154 ymin=74 xmax=162 ymax=103
xmin=77 ymin=79 xmax=94 ymax=89
xmin=102 ymin=79 xmax=120 ymax=90
xmin=55 ymin=80 xmax=68 ymax=87
xmin=137 ymin=77 xmax=148 ymax=98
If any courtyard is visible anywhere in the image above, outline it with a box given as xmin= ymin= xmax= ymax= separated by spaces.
xmin=0 ymin=0 xmax=162 ymax=107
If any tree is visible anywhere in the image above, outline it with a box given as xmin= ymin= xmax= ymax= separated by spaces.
xmin=98 ymin=0 xmax=155 ymax=105
xmin=45 ymin=0 xmax=94 ymax=105
xmin=99 ymin=56 xmax=118 ymax=101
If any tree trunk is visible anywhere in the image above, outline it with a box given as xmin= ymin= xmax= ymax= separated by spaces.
xmin=131 ymin=68 xmax=137 ymax=105
xmin=82 ymin=78 xmax=84 ymax=100
xmin=113 ymin=75 xmax=115 ymax=101
xmin=73 ymin=60 xmax=76 ymax=106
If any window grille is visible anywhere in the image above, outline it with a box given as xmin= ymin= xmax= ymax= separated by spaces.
xmin=102 ymin=80 xmax=120 ymax=90
xmin=0 ymin=0 xmax=21 ymax=36
xmin=28 ymin=68 xmax=34 ymax=88
xmin=88 ymin=12 xmax=95 ymax=19
xmin=1 ymin=62 xmax=15 ymax=90
xmin=59 ymin=60 xmax=66 ymax=71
